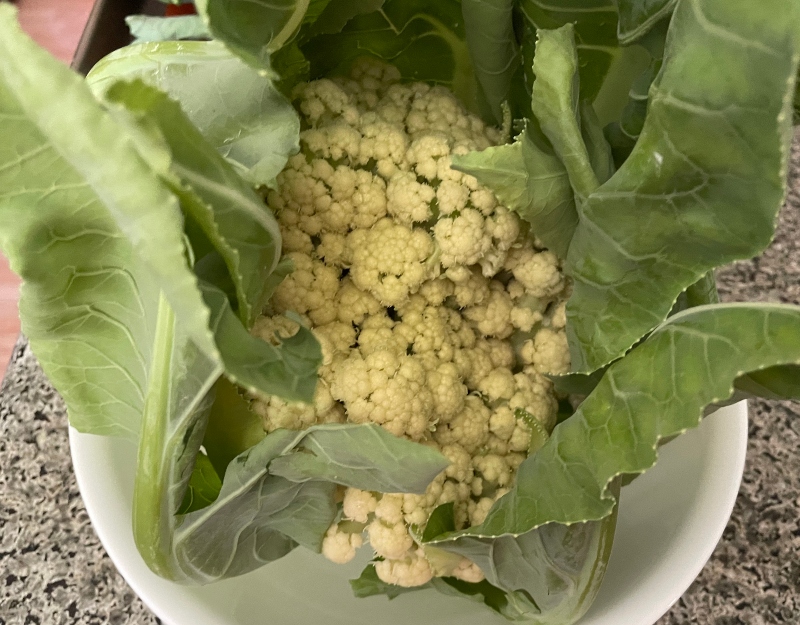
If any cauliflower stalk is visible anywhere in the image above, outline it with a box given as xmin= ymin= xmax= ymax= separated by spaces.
xmin=251 ymin=59 xmax=571 ymax=589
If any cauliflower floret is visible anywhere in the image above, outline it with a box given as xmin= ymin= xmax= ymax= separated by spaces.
xmin=374 ymin=549 xmax=433 ymax=588
xmin=450 ymin=267 xmax=490 ymax=308
xmin=479 ymin=206 xmax=520 ymax=276
xmin=294 ymin=78 xmax=359 ymax=126
xmin=441 ymin=443 xmax=473 ymax=483
xmin=450 ymin=558 xmax=486 ymax=583
xmin=418 ymin=277 xmax=455 ymax=306
xmin=302 ymin=123 xmax=363 ymax=162
xmin=463 ymin=282 xmax=515 ymax=338
xmin=433 ymin=395 xmax=490 ymax=453
xmin=510 ymin=370 xmax=558 ymax=432
xmin=334 ymin=279 xmax=382 ymax=326
xmin=330 ymin=351 xmax=434 ymax=440
xmin=347 ymin=218 xmax=434 ymax=306
xmin=272 ymin=252 xmax=340 ymax=326
xmin=426 ymin=363 xmax=467 ymax=421
xmin=474 ymin=454 xmax=513 ymax=487
xmin=489 ymin=406 xmax=517 ymax=441
xmin=437 ymin=179 xmax=470 ymax=215
xmin=368 ymin=517 xmax=414 ymax=560
xmin=468 ymin=497 xmax=496 ymax=526
xmin=321 ymin=523 xmax=363 ymax=564
xmin=358 ymin=121 xmax=409 ymax=178
xmin=343 ymin=488 xmax=378 ymax=523
xmin=521 ymin=327 xmax=571 ymax=375
xmin=356 ymin=313 xmax=408 ymax=356
xmin=434 ymin=209 xmax=492 ymax=269
xmin=386 ymin=171 xmax=435 ymax=224
xmin=314 ymin=322 xmax=356 ymax=361
xmin=402 ymin=473 xmax=446 ymax=527
xmin=505 ymin=248 xmax=565 ymax=298
xmin=316 ymin=231 xmax=347 ymax=266
xmin=477 ymin=368 xmax=516 ymax=402
xmin=405 ymin=132 xmax=451 ymax=179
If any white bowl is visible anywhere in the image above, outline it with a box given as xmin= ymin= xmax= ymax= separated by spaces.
xmin=69 ymin=402 xmax=748 ymax=625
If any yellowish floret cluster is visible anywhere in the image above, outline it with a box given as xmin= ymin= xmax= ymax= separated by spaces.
xmin=250 ymin=59 xmax=571 ymax=588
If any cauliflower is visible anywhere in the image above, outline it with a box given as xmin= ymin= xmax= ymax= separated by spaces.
xmin=250 ymin=58 xmax=571 ymax=590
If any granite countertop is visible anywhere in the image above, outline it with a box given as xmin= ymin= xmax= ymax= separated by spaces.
xmin=1 ymin=145 xmax=799 ymax=625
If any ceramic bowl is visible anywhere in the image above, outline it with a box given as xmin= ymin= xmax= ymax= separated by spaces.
xmin=69 ymin=401 xmax=748 ymax=625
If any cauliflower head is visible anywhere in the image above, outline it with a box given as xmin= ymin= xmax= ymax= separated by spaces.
xmin=250 ymin=58 xmax=571 ymax=588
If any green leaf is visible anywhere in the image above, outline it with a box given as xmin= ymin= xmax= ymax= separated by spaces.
xmin=126 ymin=15 xmax=210 ymax=42
xmin=734 ymin=366 xmax=800 ymax=401
xmin=550 ymin=368 xmax=606 ymax=397
xmin=531 ymin=25 xmax=602 ymax=200
xmin=604 ymin=20 xmax=668 ymax=165
xmin=421 ymin=502 xmax=456 ymax=542
xmin=0 ymin=5 xmax=217 ymax=438
xmin=462 ymin=0 xmax=524 ymax=124
xmin=0 ymin=10 xmax=324 ymax=582
xmin=172 ymin=428 xmax=338 ymax=581
xmin=432 ymin=510 xmax=618 ymax=624
xmin=177 ymin=453 xmax=223 ymax=514
xmin=432 ymin=577 xmax=539 ymax=622
xmin=300 ymin=0 xmax=480 ymax=116
xmin=566 ymin=0 xmax=800 ymax=372
xmin=614 ymin=0 xmax=676 ymax=44
xmin=194 ymin=0 xmax=312 ymax=67
xmin=451 ymin=125 xmax=577 ymax=259
xmin=514 ymin=408 xmax=550 ymax=454
xmin=101 ymin=79 xmax=283 ymax=327
xmin=518 ymin=0 xmax=621 ymax=104
xmin=305 ymin=0 xmax=386 ymax=37
xmin=268 ymin=423 xmax=450 ymax=493
xmin=87 ymin=40 xmax=300 ymax=190
xmin=452 ymin=303 xmax=800 ymax=538
xmin=201 ymin=282 xmax=321 ymax=403
xmin=203 ymin=377 xmax=266 ymax=478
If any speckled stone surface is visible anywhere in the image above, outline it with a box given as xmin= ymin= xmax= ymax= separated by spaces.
xmin=1 ymin=143 xmax=799 ymax=625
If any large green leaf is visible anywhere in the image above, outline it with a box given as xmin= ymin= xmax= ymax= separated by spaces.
xmin=126 ymin=15 xmax=210 ymax=42
xmin=432 ymin=512 xmax=618 ymax=624
xmin=451 ymin=25 xmax=614 ymax=260
xmin=614 ymin=0 xmax=675 ymax=44
xmin=603 ymin=19 xmax=668 ymax=165
xmin=170 ymin=427 xmax=337 ymax=582
xmin=531 ymin=25 xmax=608 ymax=200
xmin=99 ymin=79 xmax=282 ymax=328
xmin=432 ymin=303 xmax=800 ymax=540
xmin=177 ymin=453 xmax=223 ymax=514
xmin=268 ymin=423 xmax=450 ymax=493
xmin=566 ymin=0 xmax=800 ymax=372
xmin=203 ymin=377 xmax=266 ymax=478
xmin=518 ymin=0 xmax=620 ymax=104
xmin=0 ymin=8 xmax=326 ymax=582
xmin=132 ymin=283 xmax=323 ymax=578
xmin=200 ymin=283 xmax=322 ymax=401
xmin=157 ymin=421 xmax=449 ymax=582
xmin=0 ymin=4 xmax=217 ymax=438
xmin=300 ymin=0 xmax=480 ymax=115
xmin=304 ymin=0 xmax=386 ymax=37
xmin=87 ymin=40 xmax=300 ymax=190
xmin=462 ymin=0 xmax=524 ymax=125
xmin=194 ymin=0 xmax=314 ymax=67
